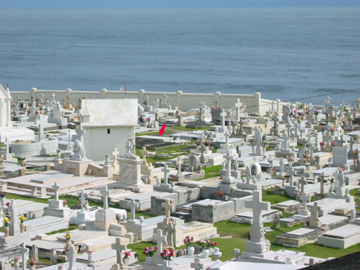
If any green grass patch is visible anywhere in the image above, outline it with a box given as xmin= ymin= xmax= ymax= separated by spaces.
xmin=59 ymin=195 xmax=103 ymax=208
xmin=266 ymin=146 xmax=275 ymax=151
xmin=203 ymin=165 xmax=222 ymax=179
xmin=171 ymin=126 xmax=210 ymax=131
xmin=128 ymin=241 xmax=155 ymax=262
xmin=262 ymin=190 xmax=293 ymax=205
xmin=126 ymin=210 xmax=157 ymax=220
xmin=296 ymin=144 xmax=303 ymax=149
xmin=4 ymin=193 xmax=49 ymax=204
xmin=211 ymin=219 xmax=360 ymax=261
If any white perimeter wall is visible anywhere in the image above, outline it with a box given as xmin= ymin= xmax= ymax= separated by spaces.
xmin=10 ymin=88 xmax=286 ymax=115
xmin=84 ymin=125 xmax=134 ymax=161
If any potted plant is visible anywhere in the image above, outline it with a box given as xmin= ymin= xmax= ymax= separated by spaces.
xmin=3 ymin=214 xmax=10 ymax=237
xmin=63 ymin=199 xmax=67 ymax=206
xmin=27 ymin=258 xmax=37 ymax=270
xmin=196 ymin=240 xmax=210 ymax=258
xmin=65 ymin=230 xmax=72 ymax=246
xmin=87 ymin=250 xmax=93 ymax=263
xmin=0 ymin=193 xmax=5 ymax=207
xmin=160 ymin=249 xmax=173 ymax=261
xmin=124 ymin=251 xmax=131 ymax=265
xmin=143 ymin=246 xmax=157 ymax=263
xmin=13 ymin=256 xmax=20 ymax=269
xmin=184 ymin=236 xmax=194 ymax=255
xmin=331 ymin=141 xmax=337 ymax=147
xmin=19 ymin=213 xmax=26 ymax=233
xmin=314 ymin=155 xmax=320 ymax=165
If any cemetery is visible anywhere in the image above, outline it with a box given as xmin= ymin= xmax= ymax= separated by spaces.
xmin=0 ymin=84 xmax=359 ymax=269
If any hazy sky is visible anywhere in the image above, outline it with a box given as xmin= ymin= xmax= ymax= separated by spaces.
xmin=1 ymin=0 xmax=359 ymax=9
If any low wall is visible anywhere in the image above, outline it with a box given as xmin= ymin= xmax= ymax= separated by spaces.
xmin=10 ymin=88 xmax=284 ymax=114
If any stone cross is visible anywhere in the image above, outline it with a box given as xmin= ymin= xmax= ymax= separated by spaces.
xmin=281 ymin=131 xmax=290 ymax=150
xmin=5 ymin=138 xmax=10 ymax=155
xmin=51 ymin=92 xmax=56 ymax=103
xmin=320 ymin=172 xmax=325 ymax=196
xmin=20 ymin=242 xmax=28 ymax=270
xmin=310 ymin=202 xmax=320 ymax=222
xmin=112 ymin=148 xmax=119 ymax=168
xmin=234 ymin=98 xmax=243 ymax=121
xmin=299 ymin=177 xmax=306 ymax=194
xmin=75 ymin=125 xmax=86 ymax=143
xmin=9 ymin=199 xmax=19 ymax=236
xmin=80 ymin=189 xmax=86 ymax=212
xmin=140 ymin=147 xmax=147 ymax=160
xmin=225 ymin=132 xmax=229 ymax=145
xmin=214 ymin=99 xmax=219 ymax=108
xmin=125 ymin=140 xmax=133 ymax=154
xmin=162 ymin=199 xmax=175 ymax=219
xmin=154 ymin=229 xmax=166 ymax=256
xmin=245 ymin=191 xmax=270 ymax=243
xmin=287 ymin=167 xmax=296 ymax=186
xmin=127 ymin=199 xmax=139 ymax=221
xmin=111 ymin=238 xmax=128 ymax=266
xmin=100 ymin=185 xmax=110 ymax=210
xmin=191 ymin=258 xmax=204 ymax=270
xmin=300 ymin=192 xmax=308 ymax=211
xmin=177 ymin=157 xmax=182 ymax=177
xmin=52 ymin=182 xmax=60 ymax=201
xmin=220 ymin=109 xmax=226 ymax=128
xmin=162 ymin=164 xmax=170 ymax=185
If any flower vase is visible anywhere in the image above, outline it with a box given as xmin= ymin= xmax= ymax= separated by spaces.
xmin=20 ymin=223 xmax=25 ymax=233
xmin=29 ymin=265 xmax=35 ymax=270
xmin=14 ymin=261 xmax=19 ymax=269
xmin=187 ymin=246 xmax=195 ymax=256
xmin=212 ymin=247 xmax=222 ymax=262
xmin=66 ymin=239 xmax=71 ymax=246
xmin=145 ymin=256 xmax=152 ymax=264
xmin=88 ymin=254 xmax=93 ymax=264
xmin=205 ymin=146 xmax=210 ymax=152
xmin=1 ymin=197 xmax=5 ymax=207
xmin=202 ymin=248 xmax=210 ymax=258
xmin=124 ymin=258 xmax=130 ymax=266
xmin=4 ymin=226 xmax=9 ymax=237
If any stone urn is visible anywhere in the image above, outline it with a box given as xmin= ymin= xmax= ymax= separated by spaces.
xmin=14 ymin=261 xmax=19 ymax=269
xmin=87 ymin=253 xmax=93 ymax=264
xmin=3 ymin=226 xmax=9 ymax=237
xmin=202 ymin=248 xmax=210 ymax=258
xmin=0 ymin=196 xmax=5 ymax=207
xmin=145 ymin=256 xmax=152 ymax=264
xmin=29 ymin=264 xmax=36 ymax=270
xmin=20 ymin=223 xmax=25 ymax=233
xmin=187 ymin=246 xmax=195 ymax=256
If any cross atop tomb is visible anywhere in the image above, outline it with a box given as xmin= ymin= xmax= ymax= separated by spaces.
xmin=287 ymin=167 xmax=296 ymax=186
xmin=111 ymin=238 xmax=128 ymax=266
xmin=310 ymin=202 xmax=320 ymax=222
xmin=282 ymin=131 xmax=290 ymax=149
xmin=162 ymin=164 xmax=170 ymax=185
xmin=214 ymin=99 xmax=219 ymax=108
xmin=20 ymin=242 xmax=28 ymax=270
xmin=52 ymin=182 xmax=60 ymax=201
xmin=154 ymin=229 xmax=166 ymax=256
xmin=191 ymin=258 xmax=204 ymax=270
xmin=299 ymin=177 xmax=306 ymax=194
xmin=300 ymin=192 xmax=308 ymax=210
xmin=100 ymin=186 xmax=110 ymax=210
xmin=127 ymin=199 xmax=139 ymax=221
xmin=80 ymin=189 xmax=86 ymax=212
xmin=75 ymin=125 xmax=86 ymax=143
xmin=162 ymin=199 xmax=175 ymax=219
xmin=225 ymin=132 xmax=229 ymax=145
xmin=125 ymin=140 xmax=134 ymax=154
xmin=220 ymin=109 xmax=226 ymax=128
xmin=140 ymin=147 xmax=147 ymax=160
xmin=245 ymin=190 xmax=270 ymax=243
xmin=234 ymin=98 xmax=243 ymax=121
xmin=177 ymin=157 xmax=182 ymax=177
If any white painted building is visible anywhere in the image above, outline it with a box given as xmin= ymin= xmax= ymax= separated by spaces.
xmin=0 ymin=84 xmax=12 ymax=128
xmin=0 ymin=84 xmax=34 ymax=143
xmin=81 ymin=99 xmax=137 ymax=161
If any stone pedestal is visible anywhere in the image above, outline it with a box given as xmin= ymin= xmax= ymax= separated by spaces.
xmin=93 ymin=209 xmax=117 ymax=231
xmin=62 ymin=159 xmax=93 ymax=177
xmin=219 ymin=182 xmax=236 ymax=195
xmin=309 ymin=220 xmax=322 ymax=228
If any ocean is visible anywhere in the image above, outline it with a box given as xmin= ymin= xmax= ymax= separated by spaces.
xmin=0 ymin=8 xmax=359 ymax=105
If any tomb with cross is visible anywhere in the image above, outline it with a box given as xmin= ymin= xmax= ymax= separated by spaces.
xmin=309 ymin=202 xmax=322 ymax=228
xmin=127 ymin=199 xmax=139 ymax=222
xmin=111 ymin=237 xmax=130 ymax=268
xmin=298 ymin=192 xmax=310 ymax=216
xmin=94 ymin=186 xmax=117 ymax=230
xmin=44 ymin=181 xmax=70 ymax=217
xmin=239 ymin=190 xmax=271 ymax=260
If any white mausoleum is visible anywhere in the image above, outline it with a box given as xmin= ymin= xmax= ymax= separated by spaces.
xmin=81 ymin=99 xmax=138 ymax=161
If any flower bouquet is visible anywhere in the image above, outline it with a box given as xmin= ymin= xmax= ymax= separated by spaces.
xmin=160 ymin=249 xmax=173 ymax=261
xmin=143 ymin=247 xmax=157 ymax=257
